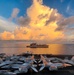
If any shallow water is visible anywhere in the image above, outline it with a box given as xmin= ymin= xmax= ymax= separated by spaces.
xmin=0 ymin=41 xmax=74 ymax=55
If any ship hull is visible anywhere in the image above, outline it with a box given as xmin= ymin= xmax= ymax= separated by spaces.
xmin=26 ymin=45 xmax=48 ymax=48
xmin=26 ymin=43 xmax=49 ymax=48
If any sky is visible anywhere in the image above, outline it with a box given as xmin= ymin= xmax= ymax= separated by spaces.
xmin=0 ymin=0 xmax=74 ymax=43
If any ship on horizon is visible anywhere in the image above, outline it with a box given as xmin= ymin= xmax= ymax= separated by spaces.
xmin=26 ymin=43 xmax=49 ymax=48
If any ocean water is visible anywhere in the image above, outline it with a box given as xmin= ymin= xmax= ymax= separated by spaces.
xmin=0 ymin=41 xmax=74 ymax=55
xmin=0 ymin=41 xmax=74 ymax=75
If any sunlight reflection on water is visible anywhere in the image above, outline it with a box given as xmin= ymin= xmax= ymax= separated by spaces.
xmin=0 ymin=41 xmax=74 ymax=55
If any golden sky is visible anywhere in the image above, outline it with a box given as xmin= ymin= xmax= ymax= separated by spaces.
xmin=0 ymin=0 xmax=65 ymax=43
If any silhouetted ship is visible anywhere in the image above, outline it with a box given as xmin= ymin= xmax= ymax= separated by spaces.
xmin=26 ymin=43 xmax=49 ymax=48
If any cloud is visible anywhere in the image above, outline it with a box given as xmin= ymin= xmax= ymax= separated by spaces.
xmin=65 ymin=28 xmax=74 ymax=31
xmin=11 ymin=8 xmax=20 ymax=18
xmin=56 ymin=3 xmax=74 ymax=32
xmin=32 ymin=0 xmax=43 ymax=4
xmin=39 ymin=34 xmax=46 ymax=36
xmin=56 ymin=16 xmax=74 ymax=31
xmin=0 ymin=31 xmax=14 ymax=40
xmin=9 ymin=8 xmax=20 ymax=21
xmin=17 ymin=16 xmax=30 ymax=26
xmin=13 ymin=27 xmax=31 ymax=40
xmin=68 ymin=35 xmax=74 ymax=40
xmin=0 ymin=16 xmax=18 ymax=32
xmin=45 ymin=9 xmax=63 ymax=26
xmin=66 ymin=3 xmax=74 ymax=16
xmin=0 ymin=0 xmax=65 ymax=42
xmin=66 ymin=5 xmax=70 ymax=12
xmin=26 ymin=0 xmax=64 ymax=40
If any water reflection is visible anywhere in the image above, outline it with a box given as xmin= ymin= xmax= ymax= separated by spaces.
xmin=0 ymin=42 xmax=74 ymax=55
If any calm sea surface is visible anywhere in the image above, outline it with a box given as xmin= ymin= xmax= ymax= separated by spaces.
xmin=0 ymin=41 xmax=74 ymax=55
xmin=0 ymin=41 xmax=74 ymax=75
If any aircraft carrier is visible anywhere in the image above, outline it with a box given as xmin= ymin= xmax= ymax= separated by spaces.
xmin=0 ymin=53 xmax=74 ymax=75
xmin=18 ymin=54 xmax=74 ymax=75
xmin=26 ymin=43 xmax=49 ymax=48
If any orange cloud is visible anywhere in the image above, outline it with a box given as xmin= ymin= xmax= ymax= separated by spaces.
xmin=26 ymin=0 xmax=65 ymax=41
xmin=14 ymin=27 xmax=31 ymax=40
xmin=0 ymin=0 xmax=65 ymax=42
xmin=0 ymin=31 xmax=14 ymax=40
